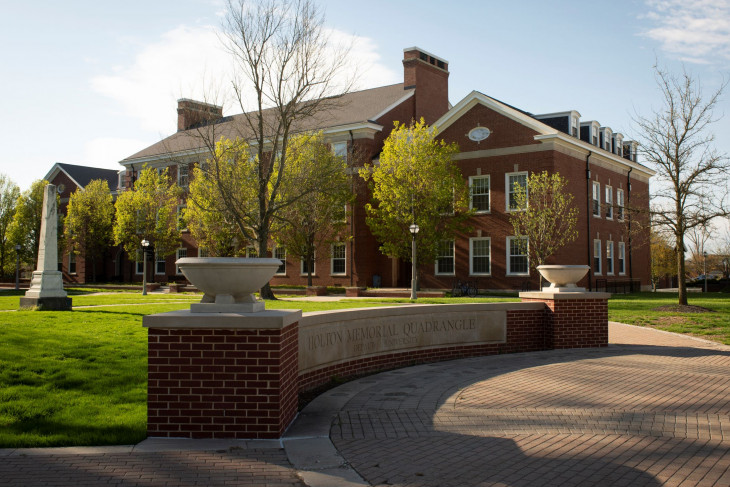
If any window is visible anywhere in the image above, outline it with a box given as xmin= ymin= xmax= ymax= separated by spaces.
xmin=331 ymin=243 xmax=346 ymax=275
xmin=69 ymin=251 xmax=76 ymax=274
xmin=135 ymin=250 xmax=144 ymax=274
xmin=177 ymin=163 xmax=189 ymax=187
xmin=606 ymin=241 xmax=614 ymax=275
xmin=118 ymin=170 xmax=125 ymax=190
xmin=301 ymin=253 xmax=315 ymax=275
xmin=274 ymin=246 xmax=286 ymax=275
xmin=245 ymin=246 xmax=258 ymax=258
xmin=198 ymin=247 xmax=209 ymax=258
xmin=618 ymin=242 xmax=626 ymax=275
xmin=435 ymin=240 xmax=455 ymax=275
xmin=175 ymin=248 xmax=187 ymax=274
xmin=571 ymin=116 xmax=579 ymax=137
xmin=469 ymin=237 xmax=491 ymax=275
xmin=506 ymin=172 xmax=528 ymax=211
xmin=605 ymin=186 xmax=613 ymax=219
xmin=156 ymin=166 xmax=166 ymax=177
xmin=507 ymin=237 xmax=529 ymax=275
xmin=155 ymin=252 xmax=166 ymax=275
xmin=177 ymin=205 xmax=187 ymax=231
xmin=617 ymin=189 xmax=625 ymax=221
xmin=469 ymin=175 xmax=490 ymax=213
xmin=332 ymin=142 xmax=347 ymax=162
xmin=592 ymin=182 xmax=601 ymax=217
xmin=593 ymin=240 xmax=602 ymax=275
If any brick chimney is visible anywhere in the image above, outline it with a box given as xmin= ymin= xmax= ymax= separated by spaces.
xmin=177 ymin=99 xmax=223 ymax=132
xmin=402 ymin=47 xmax=449 ymax=125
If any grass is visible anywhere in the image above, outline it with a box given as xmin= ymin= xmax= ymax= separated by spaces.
xmin=0 ymin=289 xmax=728 ymax=448
xmin=608 ymin=292 xmax=730 ymax=345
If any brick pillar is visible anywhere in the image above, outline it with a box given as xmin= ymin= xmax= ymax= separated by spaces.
xmin=143 ymin=310 xmax=301 ymax=439
xmin=520 ymin=291 xmax=610 ymax=349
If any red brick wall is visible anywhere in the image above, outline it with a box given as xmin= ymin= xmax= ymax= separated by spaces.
xmin=147 ymin=323 xmax=299 ymax=439
xmin=522 ymin=297 xmax=608 ymax=349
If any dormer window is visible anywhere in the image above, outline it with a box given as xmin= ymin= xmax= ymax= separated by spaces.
xmin=571 ymin=116 xmax=579 ymax=137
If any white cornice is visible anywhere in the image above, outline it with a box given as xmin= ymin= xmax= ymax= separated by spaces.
xmin=43 ymin=163 xmax=84 ymax=190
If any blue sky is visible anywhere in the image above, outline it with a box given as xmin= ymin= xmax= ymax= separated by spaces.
xmin=1 ymin=0 xmax=729 ymax=193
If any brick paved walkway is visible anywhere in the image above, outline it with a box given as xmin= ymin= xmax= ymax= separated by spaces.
xmin=327 ymin=323 xmax=730 ymax=486
xmin=3 ymin=323 xmax=730 ymax=486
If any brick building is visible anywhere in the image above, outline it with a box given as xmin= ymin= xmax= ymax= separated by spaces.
xmin=112 ymin=46 xmax=653 ymax=290
xmin=44 ymin=163 xmax=122 ymax=283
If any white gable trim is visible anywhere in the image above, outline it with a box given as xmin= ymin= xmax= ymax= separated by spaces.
xmin=370 ymin=90 xmax=415 ymax=122
xmin=433 ymin=91 xmax=558 ymax=136
xmin=43 ymin=163 xmax=84 ymax=191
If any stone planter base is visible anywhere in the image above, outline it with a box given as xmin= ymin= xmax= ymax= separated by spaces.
xmin=345 ymin=287 xmax=366 ymax=297
xmin=167 ymin=283 xmax=183 ymax=293
xmin=19 ymin=296 xmax=72 ymax=311
xmin=146 ymin=283 xmax=161 ymax=292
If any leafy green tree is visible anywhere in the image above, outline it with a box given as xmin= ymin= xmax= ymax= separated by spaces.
xmin=651 ymin=229 xmax=677 ymax=291
xmin=361 ymin=119 xmax=471 ymax=269
xmin=8 ymin=180 xmax=49 ymax=269
xmin=275 ymin=132 xmax=352 ymax=286
xmin=113 ymin=167 xmax=181 ymax=279
xmin=0 ymin=174 xmax=20 ymax=277
xmin=64 ymin=179 xmax=115 ymax=282
xmin=509 ymin=171 xmax=579 ymax=283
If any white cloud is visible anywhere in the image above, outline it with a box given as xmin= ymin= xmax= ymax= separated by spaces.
xmin=643 ymin=0 xmax=730 ymax=64
xmin=91 ymin=24 xmax=397 ymax=135
xmin=83 ymin=137 xmax=149 ymax=170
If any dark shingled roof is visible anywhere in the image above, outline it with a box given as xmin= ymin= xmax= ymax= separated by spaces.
xmin=122 ymin=83 xmax=412 ymax=163
xmin=56 ymin=163 xmax=119 ymax=191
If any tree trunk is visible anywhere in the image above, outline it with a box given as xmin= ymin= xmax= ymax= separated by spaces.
xmin=677 ymin=235 xmax=688 ymax=306
xmin=257 ymin=230 xmax=276 ymax=300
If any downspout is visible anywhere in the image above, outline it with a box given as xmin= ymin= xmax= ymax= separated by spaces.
xmin=627 ymin=167 xmax=633 ymax=285
xmin=586 ymin=151 xmax=593 ymax=291
xmin=349 ymin=130 xmax=355 ymax=287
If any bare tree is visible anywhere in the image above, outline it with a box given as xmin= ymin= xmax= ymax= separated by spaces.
xmin=686 ymin=222 xmax=712 ymax=278
xmin=635 ymin=65 xmax=729 ymax=305
xmin=183 ymin=0 xmax=355 ymax=299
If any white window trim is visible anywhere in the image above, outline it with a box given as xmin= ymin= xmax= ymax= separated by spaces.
xmin=301 ymin=253 xmax=316 ymax=276
xmin=135 ymin=250 xmax=144 ymax=275
xmin=469 ymin=175 xmax=491 ymax=213
xmin=175 ymin=248 xmax=187 ymax=275
xmin=68 ymin=251 xmax=77 ymax=275
xmin=177 ymin=163 xmax=189 ymax=187
xmin=606 ymin=241 xmax=614 ymax=275
xmin=593 ymin=240 xmax=602 ymax=275
xmin=245 ymin=246 xmax=258 ymax=258
xmin=176 ymin=204 xmax=187 ymax=231
xmin=505 ymin=171 xmax=528 ymax=213
xmin=330 ymin=243 xmax=347 ymax=276
xmin=592 ymin=181 xmax=601 ymax=218
xmin=469 ymin=237 xmax=491 ymax=276
xmin=155 ymin=252 xmax=166 ymax=275
xmin=198 ymin=247 xmax=209 ymax=258
xmin=332 ymin=141 xmax=347 ymax=162
xmin=434 ymin=240 xmax=456 ymax=276
xmin=506 ymin=236 xmax=530 ymax=276
xmin=274 ymin=246 xmax=287 ymax=276
xmin=605 ymin=186 xmax=613 ymax=220
xmin=617 ymin=189 xmax=625 ymax=221
xmin=618 ymin=241 xmax=626 ymax=276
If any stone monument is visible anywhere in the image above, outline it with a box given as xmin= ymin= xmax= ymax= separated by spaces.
xmin=19 ymin=184 xmax=72 ymax=311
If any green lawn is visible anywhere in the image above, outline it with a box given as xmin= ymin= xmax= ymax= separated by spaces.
xmin=608 ymin=292 xmax=730 ymax=345
xmin=0 ymin=289 xmax=728 ymax=448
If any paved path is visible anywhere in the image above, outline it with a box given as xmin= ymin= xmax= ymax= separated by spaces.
xmin=3 ymin=323 xmax=730 ymax=486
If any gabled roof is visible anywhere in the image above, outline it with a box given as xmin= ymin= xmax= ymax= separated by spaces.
xmin=434 ymin=91 xmax=655 ymax=177
xmin=44 ymin=163 xmax=119 ymax=192
xmin=122 ymin=83 xmax=413 ymax=164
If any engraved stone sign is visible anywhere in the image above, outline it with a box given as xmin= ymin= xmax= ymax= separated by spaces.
xmin=299 ymin=306 xmax=506 ymax=372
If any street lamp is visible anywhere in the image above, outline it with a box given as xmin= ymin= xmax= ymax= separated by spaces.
xmin=409 ymin=224 xmax=419 ymax=300
xmin=703 ymin=250 xmax=708 ymax=293
xmin=141 ymin=239 xmax=150 ymax=296
xmin=14 ymin=244 xmax=20 ymax=291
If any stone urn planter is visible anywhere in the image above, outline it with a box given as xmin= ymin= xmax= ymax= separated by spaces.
xmin=175 ymin=257 xmax=282 ymax=312
xmin=536 ymin=265 xmax=590 ymax=292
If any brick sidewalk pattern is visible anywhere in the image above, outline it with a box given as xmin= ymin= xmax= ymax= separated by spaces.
xmin=331 ymin=323 xmax=730 ymax=486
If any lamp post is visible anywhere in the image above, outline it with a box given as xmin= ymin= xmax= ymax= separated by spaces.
xmin=141 ymin=239 xmax=150 ymax=296
xmin=14 ymin=244 xmax=20 ymax=291
xmin=703 ymin=250 xmax=708 ymax=293
xmin=409 ymin=223 xmax=419 ymax=300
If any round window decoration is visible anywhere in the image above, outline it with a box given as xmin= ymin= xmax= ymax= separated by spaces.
xmin=468 ymin=126 xmax=491 ymax=143
xmin=57 ymin=184 xmax=65 ymax=194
